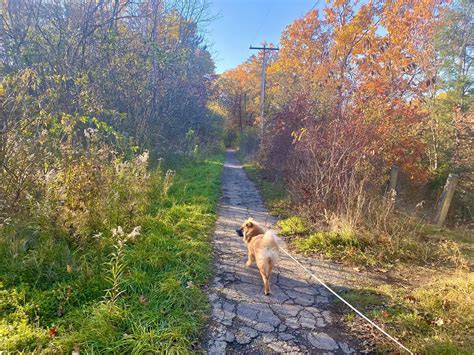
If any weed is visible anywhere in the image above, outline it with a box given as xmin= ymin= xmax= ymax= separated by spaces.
xmin=104 ymin=226 xmax=141 ymax=305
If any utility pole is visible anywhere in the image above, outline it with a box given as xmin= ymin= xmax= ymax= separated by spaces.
xmin=249 ymin=43 xmax=279 ymax=134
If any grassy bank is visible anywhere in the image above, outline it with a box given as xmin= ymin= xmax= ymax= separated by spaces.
xmin=0 ymin=154 xmax=224 ymax=353
xmin=340 ymin=274 xmax=474 ymax=353
xmin=241 ymin=160 xmax=473 ymax=353
xmin=242 ymin=162 xmax=471 ymax=269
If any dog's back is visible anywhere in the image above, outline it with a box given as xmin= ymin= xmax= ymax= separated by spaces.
xmin=258 ymin=230 xmax=280 ymax=253
xmin=253 ymin=230 xmax=279 ymax=276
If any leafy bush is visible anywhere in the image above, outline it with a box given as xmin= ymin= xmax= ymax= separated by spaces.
xmin=278 ymin=216 xmax=311 ymax=236
xmin=0 ymin=70 xmax=152 ymax=243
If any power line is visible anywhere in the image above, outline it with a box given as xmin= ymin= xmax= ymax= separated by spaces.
xmin=308 ymin=0 xmax=320 ymax=13
xmin=251 ymin=3 xmax=273 ymax=45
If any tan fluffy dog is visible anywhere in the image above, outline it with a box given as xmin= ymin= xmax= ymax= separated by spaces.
xmin=236 ymin=218 xmax=279 ymax=295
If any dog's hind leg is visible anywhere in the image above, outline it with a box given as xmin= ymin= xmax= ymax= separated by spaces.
xmin=260 ymin=258 xmax=274 ymax=295
xmin=266 ymin=259 xmax=275 ymax=295
xmin=259 ymin=268 xmax=270 ymax=295
xmin=246 ymin=253 xmax=255 ymax=267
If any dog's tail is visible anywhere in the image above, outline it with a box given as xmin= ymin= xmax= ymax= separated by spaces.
xmin=263 ymin=229 xmax=286 ymax=249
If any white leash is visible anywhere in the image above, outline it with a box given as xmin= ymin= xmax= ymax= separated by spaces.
xmin=278 ymin=246 xmax=413 ymax=354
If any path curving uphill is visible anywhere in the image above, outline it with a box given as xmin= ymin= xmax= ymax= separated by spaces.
xmin=203 ymin=150 xmax=360 ymax=354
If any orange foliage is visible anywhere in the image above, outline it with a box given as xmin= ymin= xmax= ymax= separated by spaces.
xmin=263 ymin=0 xmax=446 ymax=182
xmin=217 ymin=1 xmax=447 ymax=183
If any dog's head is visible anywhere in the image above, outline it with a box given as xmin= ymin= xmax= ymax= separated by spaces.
xmin=235 ymin=218 xmax=264 ymax=243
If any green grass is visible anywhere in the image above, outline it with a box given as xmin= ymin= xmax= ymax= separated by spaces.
xmin=0 ymin=153 xmax=224 ymax=353
xmin=276 ymin=216 xmax=376 ymax=266
xmin=417 ymin=224 xmax=474 ymax=262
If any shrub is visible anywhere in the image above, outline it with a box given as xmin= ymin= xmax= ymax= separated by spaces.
xmin=1 ymin=70 xmax=151 ymax=245
xmin=278 ymin=216 xmax=311 ymax=236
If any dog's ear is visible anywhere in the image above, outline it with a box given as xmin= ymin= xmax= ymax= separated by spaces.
xmin=245 ymin=221 xmax=253 ymax=228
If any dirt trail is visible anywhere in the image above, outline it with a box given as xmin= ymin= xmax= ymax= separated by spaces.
xmin=203 ymin=150 xmax=365 ymax=354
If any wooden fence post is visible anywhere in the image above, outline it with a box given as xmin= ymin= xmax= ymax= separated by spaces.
xmin=389 ymin=165 xmax=399 ymax=194
xmin=433 ymin=173 xmax=459 ymax=226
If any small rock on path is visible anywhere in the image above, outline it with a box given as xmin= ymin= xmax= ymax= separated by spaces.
xmin=203 ymin=150 xmax=359 ymax=354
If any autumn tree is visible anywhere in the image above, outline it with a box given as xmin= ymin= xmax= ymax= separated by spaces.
xmin=1 ymin=0 xmax=219 ymax=155
xmin=231 ymin=0 xmax=469 ymax=222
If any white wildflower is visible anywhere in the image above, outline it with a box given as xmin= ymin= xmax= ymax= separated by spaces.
xmin=415 ymin=200 xmax=425 ymax=209
xmin=112 ymin=226 xmax=124 ymax=238
xmin=84 ymin=127 xmax=98 ymax=139
xmin=389 ymin=189 xmax=397 ymax=201
xmin=92 ymin=232 xmax=103 ymax=239
xmin=127 ymin=226 xmax=141 ymax=241
xmin=137 ymin=151 xmax=149 ymax=164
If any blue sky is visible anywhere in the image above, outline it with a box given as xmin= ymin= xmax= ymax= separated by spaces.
xmin=206 ymin=0 xmax=321 ymax=74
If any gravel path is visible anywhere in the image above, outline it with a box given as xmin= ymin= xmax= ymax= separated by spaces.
xmin=203 ymin=150 xmax=363 ymax=354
